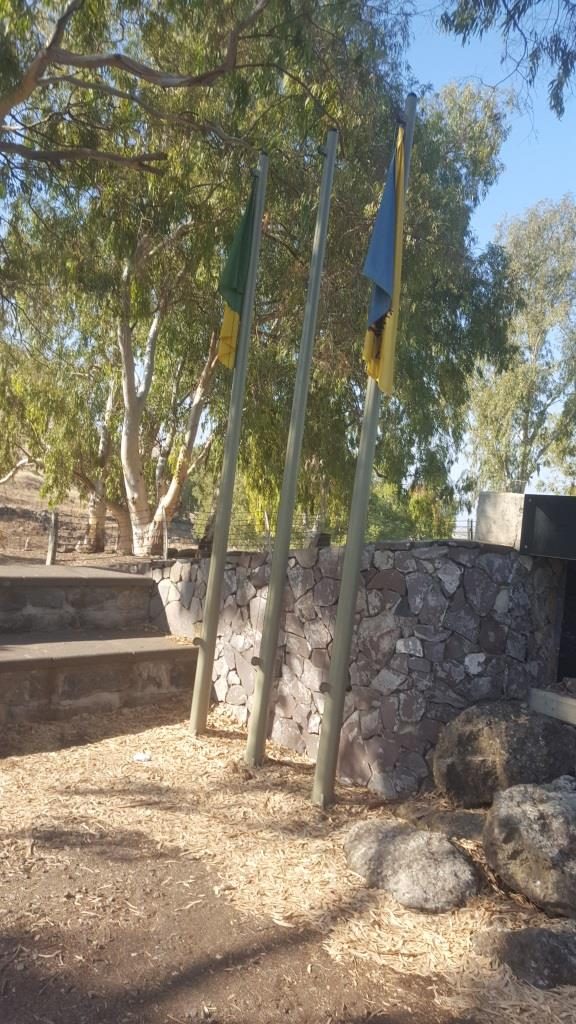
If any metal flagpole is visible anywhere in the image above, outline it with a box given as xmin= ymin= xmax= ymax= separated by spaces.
xmin=190 ymin=153 xmax=269 ymax=736
xmin=312 ymin=94 xmax=417 ymax=808
xmin=245 ymin=129 xmax=339 ymax=767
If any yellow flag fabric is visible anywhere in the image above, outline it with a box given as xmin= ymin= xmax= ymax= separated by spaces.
xmin=218 ymin=304 xmax=241 ymax=369
xmin=362 ymin=124 xmax=406 ymax=395
xmin=216 ymin=180 xmax=257 ymax=369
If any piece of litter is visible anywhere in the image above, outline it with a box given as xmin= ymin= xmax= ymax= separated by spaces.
xmin=132 ymin=752 xmax=152 ymax=763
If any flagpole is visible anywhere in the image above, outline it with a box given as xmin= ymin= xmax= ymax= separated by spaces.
xmin=190 ymin=153 xmax=268 ymax=736
xmin=312 ymin=94 xmax=417 ymax=808
xmin=245 ymin=129 xmax=339 ymax=767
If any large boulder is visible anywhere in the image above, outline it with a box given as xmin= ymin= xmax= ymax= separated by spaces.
xmin=475 ymin=926 xmax=576 ymax=989
xmin=483 ymin=778 xmax=576 ymax=917
xmin=433 ymin=701 xmax=576 ymax=807
xmin=344 ymin=820 xmax=478 ymax=913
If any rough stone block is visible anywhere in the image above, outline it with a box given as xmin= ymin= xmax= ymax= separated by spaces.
xmin=293 ymin=548 xmax=318 ymax=569
xmin=318 ymin=547 xmax=343 ymax=578
xmin=304 ymin=618 xmax=331 ymax=649
xmin=285 ymin=613 xmax=306 ymax=637
xmin=338 ymin=712 xmax=371 ymax=785
xmin=372 ymin=667 xmax=405 ymax=696
xmin=396 ymin=636 xmax=423 ymax=657
xmin=271 ymin=717 xmax=305 ymax=753
xmin=287 ymin=566 xmax=315 ymax=600
xmin=313 ymin=576 xmax=340 ymax=607
xmin=293 ymin=590 xmax=317 ymax=622
xmin=373 ymin=549 xmax=394 ymax=570
xmin=394 ymin=550 xmax=417 ymax=572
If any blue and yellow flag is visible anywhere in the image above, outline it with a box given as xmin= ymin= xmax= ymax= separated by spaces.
xmin=218 ymin=181 xmax=257 ymax=369
xmin=362 ymin=122 xmax=406 ymax=395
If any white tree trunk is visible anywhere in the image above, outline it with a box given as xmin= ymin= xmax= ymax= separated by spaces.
xmin=145 ymin=330 xmax=219 ymax=553
xmin=77 ymin=379 xmax=117 ymax=554
xmin=107 ymin=501 xmax=132 ymax=554
xmin=77 ymin=483 xmax=107 ymax=553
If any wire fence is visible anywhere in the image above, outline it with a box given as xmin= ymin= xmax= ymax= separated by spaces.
xmin=0 ymin=488 xmax=475 ymax=564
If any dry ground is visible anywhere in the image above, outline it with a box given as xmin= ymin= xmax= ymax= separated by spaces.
xmin=1 ymin=701 xmax=575 ymax=1024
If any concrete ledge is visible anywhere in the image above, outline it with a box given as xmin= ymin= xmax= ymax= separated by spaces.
xmin=0 ymin=630 xmax=195 ymax=671
xmin=0 ymin=566 xmax=153 ymax=587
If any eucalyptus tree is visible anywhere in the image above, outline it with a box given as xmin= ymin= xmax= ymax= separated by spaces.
xmin=1 ymin=0 xmax=412 ymax=553
xmin=469 ymin=197 xmax=576 ymax=493
xmin=441 ymin=0 xmax=576 ymax=116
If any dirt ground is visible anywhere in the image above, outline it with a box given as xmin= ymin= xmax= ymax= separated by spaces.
xmin=1 ymin=700 xmax=574 ymax=1024
xmin=0 ymin=471 xmax=182 ymax=568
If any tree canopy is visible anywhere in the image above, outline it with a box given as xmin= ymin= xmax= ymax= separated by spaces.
xmin=468 ymin=196 xmax=576 ymax=494
xmin=0 ymin=2 xmax=516 ymax=552
xmin=441 ymin=0 xmax=576 ymax=116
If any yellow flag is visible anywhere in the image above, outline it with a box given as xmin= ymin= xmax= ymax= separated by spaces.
xmin=362 ymin=123 xmax=406 ymax=395
xmin=218 ymin=304 xmax=241 ymax=369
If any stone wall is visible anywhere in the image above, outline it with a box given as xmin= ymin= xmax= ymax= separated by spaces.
xmin=151 ymin=541 xmax=564 ymax=797
xmin=0 ymin=658 xmax=190 ymax=727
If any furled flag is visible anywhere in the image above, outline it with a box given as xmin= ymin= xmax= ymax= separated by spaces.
xmin=362 ymin=120 xmax=406 ymax=394
xmin=217 ymin=180 xmax=257 ymax=368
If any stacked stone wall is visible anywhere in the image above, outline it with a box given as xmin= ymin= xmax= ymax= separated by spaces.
xmin=151 ymin=541 xmax=564 ymax=797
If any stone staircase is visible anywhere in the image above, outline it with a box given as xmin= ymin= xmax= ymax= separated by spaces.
xmin=0 ymin=566 xmax=196 ymax=726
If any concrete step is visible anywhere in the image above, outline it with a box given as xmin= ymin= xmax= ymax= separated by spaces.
xmin=0 ymin=566 xmax=155 ymax=633
xmin=0 ymin=629 xmax=196 ymax=726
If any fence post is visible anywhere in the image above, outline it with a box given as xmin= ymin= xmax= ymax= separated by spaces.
xmin=46 ymin=510 xmax=59 ymax=565
xmin=162 ymin=506 xmax=169 ymax=560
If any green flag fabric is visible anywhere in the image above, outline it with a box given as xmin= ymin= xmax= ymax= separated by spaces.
xmin=217 ymin=180 xmax=257 ymax=368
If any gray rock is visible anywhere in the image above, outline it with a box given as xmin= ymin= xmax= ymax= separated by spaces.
xmin=443 ymin=598 xmax=480 ymax=644
xmin=398 ymin=691 xmax=426 ymax=722
xmin=293 ymin=547 xmax=318 ymax=569
xmin=506 ymin=629 xmax=527 ymax=661
xmin=236 ymin=579 xmax=256 ymax=607
xmin=479 ymin=617 xmax=507 ymax=654
xmin=304 ymin=618 xmax=332 ymax=648
xmin=396 ymin=636 xmax=423 ymax=657
xmin=368 ymin=771 xmax=398 ymax=800
xmin=405 ymin=572 xmax=432 ymax=614
xmin=235 ymin=651 xmax=255 ymax=694
xmin=357 ymin=610 xmax=400 ymax=662
xmin=287 ymin=565 xmax=314 ymax=600
xmin=360 ymin=708 xmax=381 ymax=739
xmin=394 ymin=550 xmax=417 ymax=572
xmin=226 ymin=684 xmax=247 ymax=705
xmin=434 ymin=702 xmax=576 ymax=807
xmin=271 ymin=717 xmax=305 ymax=754
xmin=338 ymin=712 xmax=371 ymax=785
xmin=373 ymin=548 xmax=394 ymax=570
xmin=484 ymin=782 xmax=576 ymax=916
xmin=464 ymin=652 xmax=486 ymax=675
xmin=475 ymin=926 xmax=576 ymax=989
xmin=318 ymin=546 xmax=343 ymax=578
xmin=437 ymin=561 xmax=462 ymax=596
xmin=313 ymin=576 xmax=340 ymax=606
xmin=344 ymin=821 xmax=478 ymax=912
xmin=285 ymin=612 xmax=305 ymax=637
xmin=372 ymin=667 xmax=406 ymax=696
xmin=463 ymin=567 xmax=499 ymax=615
xmin=293 ymin=590 xmax=317 ymax=621
xmin=285 ymin=632 xmax=311 ymax=658
xmin=418 ymin=808 xmax=487 ymax=842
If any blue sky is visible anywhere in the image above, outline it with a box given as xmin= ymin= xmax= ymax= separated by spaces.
xmin=408 ymin=4 xmax=575 ymax=247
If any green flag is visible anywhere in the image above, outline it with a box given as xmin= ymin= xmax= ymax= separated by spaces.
xmin=218 ymin=180 xmax=257 ymax=368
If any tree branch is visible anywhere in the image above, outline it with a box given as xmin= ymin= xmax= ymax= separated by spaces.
xmin=0 ymin=0 xmax=84 ymax=124
xmin=117 ymin=264 xmax=138 ymax=410
xmin=37 ymin=75 xmax=250 ymax=147
xmin=137 ymin=304 xmax=165 ymax=406
xmin=47 ymin=0 xmax=271 ymax=88
xmin=0 ymin=457 xmax=31 ymax=486
xmin=152 ymin=328 xmax=219 ymax=523
xmin=0 ymin=140 xmax=166 ymax=173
